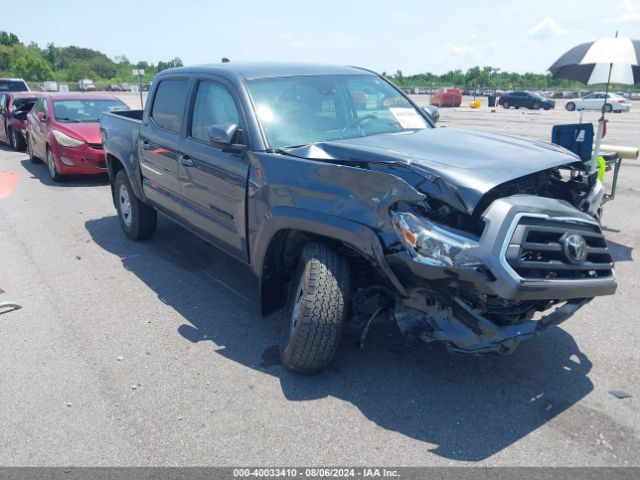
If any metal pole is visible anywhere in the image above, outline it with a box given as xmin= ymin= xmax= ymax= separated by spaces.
xmin=138 ymin=71 xmax=143 ymax=109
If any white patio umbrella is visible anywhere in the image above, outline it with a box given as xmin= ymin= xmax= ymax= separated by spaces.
xmin=548 ymin=34 xmax=640 ymax=172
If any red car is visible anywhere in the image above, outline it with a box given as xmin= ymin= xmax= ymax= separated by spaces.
xmin=0 ymin=92 xmax=43 ymax=151
xmin=26 ymin=93 xmax=129 ymax=181
xmin=430 ymin=87 xmax=462 ymax=107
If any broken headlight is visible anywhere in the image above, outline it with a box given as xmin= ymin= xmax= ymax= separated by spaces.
xmin=392 ymin=211 xmax=482 ymax=268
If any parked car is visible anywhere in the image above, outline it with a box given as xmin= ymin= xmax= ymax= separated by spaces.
xmin=565 ymin=92 xmax=632 ymax=113
xmin=78 ymin=79 xmax=96 ymax=91
xmin=0 ymin=92 xmax=44 ymax=150
xmin=430 ymin=87 xmax=461 ymax=107
xmin=0 ymin=78 xmax=29 ymax=93
xmin=99 ymin=63 xmax=616 ymax=373
xmin=499 ymin=91 xmax=555 ymax=110
xmin=26 ymin=93 xmax=129 ymax=181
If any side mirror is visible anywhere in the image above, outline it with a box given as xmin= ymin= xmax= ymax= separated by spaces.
xmin=209 ymin=123 xmax=237 ymax=146
xmin=209 ymin=123 xmax=245 ymax=153
xmin=38 ymin=112 xmax=46 ymax=122
xmin=423 ymin=106 xmax=439 ymax=124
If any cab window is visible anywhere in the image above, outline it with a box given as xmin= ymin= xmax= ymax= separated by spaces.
xmin=151 ymin=79 xmax=189 ymax=134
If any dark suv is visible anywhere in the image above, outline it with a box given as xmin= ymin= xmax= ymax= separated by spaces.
xmin=499 ymin=91 xmax=555 ymax=110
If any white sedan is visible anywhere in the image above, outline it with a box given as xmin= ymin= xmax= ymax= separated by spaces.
xmin=565 ymin=92 xmax=632 ymax=113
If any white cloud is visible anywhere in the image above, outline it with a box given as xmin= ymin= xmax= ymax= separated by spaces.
xmin=604 ymin=0 xmax=640 ymax=23
xmin=527 ymin=18 xmax=568 ymax=38
xmin=445 ymin=44 xmax=475 ymax=55
xmin=277 ymin=32 xmax=303 ymax=48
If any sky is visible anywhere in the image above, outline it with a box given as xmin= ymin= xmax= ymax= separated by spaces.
xmin=4 ymin=0 xmax=639 ymax=75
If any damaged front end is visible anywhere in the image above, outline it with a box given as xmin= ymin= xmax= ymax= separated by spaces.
xmin=381 ymin=195 xmax=616 ymax=354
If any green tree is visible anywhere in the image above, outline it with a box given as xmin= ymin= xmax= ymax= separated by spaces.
xmin=0 ymin=31 xmax=20 ymax=47
xmin=157 ymin=57 xmax=184 ymax=72
xmin=67 ymin=61 xmax=93 ymax=81
xmin=11 ymin=52 xmax=54 ymax=81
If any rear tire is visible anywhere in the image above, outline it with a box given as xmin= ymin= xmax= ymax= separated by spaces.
xmin=280 ymin=241 xmax=351 ymax=374
xmin=114 ymin=169 xmax=157 ymax=240
xmin=566 ymin=102 xmax=576 ymax=111
xmin=9 ymin=128 xmax=25 ymax=151
xmin=46 ymin=148 xmax=65 ymax=182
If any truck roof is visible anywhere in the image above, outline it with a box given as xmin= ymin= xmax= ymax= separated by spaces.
xmin=158 ymin=63 xmax=375 ymax=81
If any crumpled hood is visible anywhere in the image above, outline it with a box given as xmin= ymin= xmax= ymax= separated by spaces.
xmin=285 ymin=127 xmax=581 ymax=213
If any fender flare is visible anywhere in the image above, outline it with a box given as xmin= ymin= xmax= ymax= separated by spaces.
xmin=105 ymin=152 xmax=146 ymax=203
xmin=252 ymin=206 xmax=408 ymax=299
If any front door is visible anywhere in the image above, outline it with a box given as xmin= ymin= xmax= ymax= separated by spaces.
xmin=139 ymin=78 xmax=191 ymax=217
xmin=178 ymin=79 xmax=250 ymax=262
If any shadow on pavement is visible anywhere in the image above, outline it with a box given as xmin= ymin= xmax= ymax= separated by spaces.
xmin=86 ymin=214 xmax=594 ymax=462
xmin=20 ymin=159 xmax=109 ymax=187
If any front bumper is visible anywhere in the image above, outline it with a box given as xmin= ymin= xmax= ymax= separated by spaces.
xmin=51 ymin=143 xmax=106 ymax=175
xmin=387 ymin=195 xmax=617 ymax=301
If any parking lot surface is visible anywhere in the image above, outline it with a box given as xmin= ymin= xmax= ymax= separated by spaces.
xmin=0 ymin=99 xmax=638 ymax=466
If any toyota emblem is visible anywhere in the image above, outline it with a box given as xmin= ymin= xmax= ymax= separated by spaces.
xmin=563 ymin=234 xmax=588 ymax=264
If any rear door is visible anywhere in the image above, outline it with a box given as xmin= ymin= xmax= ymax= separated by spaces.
xmin=139 ymin=77 xmax=191 ymax=217
xmin=178 ymin=77 xmax=250 ymax=262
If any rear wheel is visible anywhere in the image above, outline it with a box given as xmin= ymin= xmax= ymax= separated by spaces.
xmin=46 ymin=148 xmax=64 ymax=182
xmin=114 ymin=169 xmax=157 ymax=240
xmin=566 ymin=102 xmax=576 ymax=111
xmin=280 ymin=241 xmax=351 ymax=374
xmin=9 ymin=128 xmax=25 ymax=151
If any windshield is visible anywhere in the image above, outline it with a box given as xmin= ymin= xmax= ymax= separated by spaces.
xmin=0 ymin=80 xmax=29 ymax=92
xmin=247 ymin=74 xmax=430 ymax=149
xmin=53 ymin=99 xmax=128 ymax=123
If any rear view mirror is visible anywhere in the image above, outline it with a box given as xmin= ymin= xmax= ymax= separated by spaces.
xmin=209 ymin=123 xmax=238 ymax=146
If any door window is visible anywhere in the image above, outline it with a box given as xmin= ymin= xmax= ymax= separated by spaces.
xmin=190 ymin=81 xmax=243 ymax=144
xmin=151 ymin=79 xmax=189 ymax=134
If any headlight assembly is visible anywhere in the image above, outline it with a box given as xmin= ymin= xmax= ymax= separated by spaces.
xmin=392 ymin=211 xmax=482 ymax=268
xmin=52 ymin=130 xmax=85 ymax=148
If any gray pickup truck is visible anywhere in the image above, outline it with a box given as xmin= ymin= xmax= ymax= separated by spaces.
xmin=100 ymin=63 xmax=616 ymax=373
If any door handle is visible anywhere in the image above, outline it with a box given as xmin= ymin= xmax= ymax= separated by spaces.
xmin=178 ymin=154 xmax=193 ymax=167
xmin=141 ymin=141 xmax=151 ymax=150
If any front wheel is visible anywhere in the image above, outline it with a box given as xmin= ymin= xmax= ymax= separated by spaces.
xmin=604 ymin=103 xmax=613 ymax=113
xmin=114 ymin=169 xmax=157 ymax=240
xmin=566 ymin=102 xmax=576 ymax=111
xmin=502 ymin=101 xmax=510 ymax=109
xmin=47 ymin=148 xmax=64 ymax=182
xmin=27 ymin=135 xmax=40 ymax=163
xmin=280 ymin=242 xmax=351 ymax=374
xmin=532 ymin=102 xmax=540 ymax=110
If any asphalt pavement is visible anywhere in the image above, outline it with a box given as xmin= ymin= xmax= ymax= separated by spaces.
xmin=0 ymin=104 xmax=638 ymax=466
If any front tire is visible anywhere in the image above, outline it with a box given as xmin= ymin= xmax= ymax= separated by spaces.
xmin=114 ymin=169 xmax=157 ymax=240
xmin=46 ymin=148 xmax=64 ymax=182
xmin=502 ymin=101 xmax=510 ymax=109
xmin=532 ymin=102 xmax=540 ymax=110
xmin=604 ymin=103 xmax=613 ymax=113
xmin=27 ymin=135 xmax=40 ymax=163
xmin=280 ymin=242 xmax=351 ymax=374
xmin=566 ymin=102 xmax=576 ymax=111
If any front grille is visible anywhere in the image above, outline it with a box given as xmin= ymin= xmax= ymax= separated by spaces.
xmin=505 ymin=217 xmax=613 ymax=280
xmin=95 ymin=161 xmax=107 ymax=169
xmin=88 ymin=143 xmax=103 ymax=150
